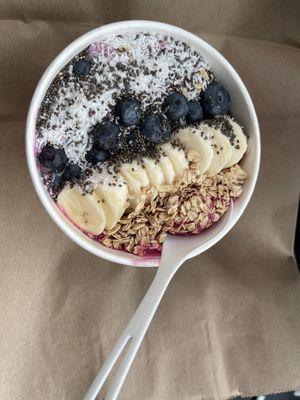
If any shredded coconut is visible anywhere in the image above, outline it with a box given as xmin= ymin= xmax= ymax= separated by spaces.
xmin=37 ymin=33 xmax=212 ymax=171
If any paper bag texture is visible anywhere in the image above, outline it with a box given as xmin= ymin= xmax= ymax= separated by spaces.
xmin=0 ymin=1 xmax=300 ymax=399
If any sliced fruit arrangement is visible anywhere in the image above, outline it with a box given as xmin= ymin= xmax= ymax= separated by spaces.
xmin=173 ymin=117 xmax=248 ymax=175
xmin=56 ymin=146 xmax=191 ymax=234
xmin=223 ymin=119 xmax=248 ymax=168
xmin=158 ymin=154 xmax=176 ymax=185
xmin=175 ymin=127 xmax=213 ymax=174
xmin=92 ymin=173 xmax=128 ymax=230
xmin=199 ymin=123 xmax=233 ymax=175
xmin=57 ymin=187 xmax=107 ymax=235
xmin=159 ymin=143 xmax=189 ymax=178
xmin=142 ymin=158 xmax=165 ymax=187
xmin=38 ymin=80 xmax=248 ymax=237
xmin=57 ymin=171 xmax=128 ymax=235
xmin=120 ymin=161 xmax=150 ymax=196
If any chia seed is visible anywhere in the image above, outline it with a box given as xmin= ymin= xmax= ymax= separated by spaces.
xmin=36 ymin=33 xmax=213 ymax=197
xmin=205 ymin=115 xmax=235 ymax=145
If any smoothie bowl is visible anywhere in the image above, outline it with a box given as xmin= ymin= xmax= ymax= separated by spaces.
xmin=26 ymin=21 xmax=260 ymax=267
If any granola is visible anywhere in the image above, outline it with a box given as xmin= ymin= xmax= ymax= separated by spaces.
xmin=100 ymin=158 xmax=247 ymax=256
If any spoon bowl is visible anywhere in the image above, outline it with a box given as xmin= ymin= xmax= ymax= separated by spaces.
xmin=26 ymin=20 xmax=260 ymax=268
xmin=26 ymin=20 xmax=260 ymax=400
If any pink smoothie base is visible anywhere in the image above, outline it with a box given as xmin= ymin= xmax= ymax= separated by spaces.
xmin=88 ymin=38 xmax=170 ymax=59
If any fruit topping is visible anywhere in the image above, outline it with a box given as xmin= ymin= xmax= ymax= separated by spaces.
xmin=164 ymin=92 xmax=189 ymax=119
xmin=63 ymin=164 xmax=82 ymax=181
xmin=57 ymin=187 xmax=106 ymax=235
xmin=92 ymin=121 xmax=120 ymax=151
xmin=116 ymin=98 xmax=141 ymax=127
xmin=38 ymin=145 xmax=68 ymax=172
xmin=85 ymin=147 xmax=110 ymax=165
xmin=73 ymin=59 xmax=91 ymax=77
xmin=186 ymin=100 xmax=203 ymax=123
xmin=140 ymin=114 xmax=171 ymax=144
xmin=175 ymin=128 xmax=213 ymax=174
xmin=201 ymin=81 xmax=230 ymax=116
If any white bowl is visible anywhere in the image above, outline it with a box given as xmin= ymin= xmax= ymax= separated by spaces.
xmin=26 ymin=20 xmax=260 ymax=267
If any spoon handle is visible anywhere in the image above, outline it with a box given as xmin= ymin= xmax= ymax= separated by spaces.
xmin=84 ymin=255 xmax=183 ymax=400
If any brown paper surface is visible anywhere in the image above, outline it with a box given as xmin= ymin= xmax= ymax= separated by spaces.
xmin=1 ymin=1 xmax=300 ymax=399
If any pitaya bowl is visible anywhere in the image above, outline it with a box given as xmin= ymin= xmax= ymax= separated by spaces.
xmin=26 ymin=20 xmax=260 ymax=267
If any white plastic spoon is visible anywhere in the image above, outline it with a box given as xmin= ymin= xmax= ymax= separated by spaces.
xmin=84 ymin=208 xmax=233 ymax=400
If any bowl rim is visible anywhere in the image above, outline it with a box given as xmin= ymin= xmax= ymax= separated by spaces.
xmin=26 ymin=20 xmax=260 ymax=267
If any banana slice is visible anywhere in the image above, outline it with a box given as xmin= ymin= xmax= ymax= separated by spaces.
xmin=160 ymin=143 xmax=189 ymax=178
xmin=198 ymin=123 xmax=232 ymax=174
xmin=142 ymin=158 xmax=165 ymax=187
xmin=57 ymin=186 xmax=106 ymax=235
xmin=175 ymin=127 xmax=214 ymax=174
xmin=120 ymin=161 xmax=150 ymax=196
xmin=159 ymin=154 xmax=176 ymax=184
xmin=93 ymin=178 xmax=128 ymax=231
xmin=223 ymin=119 xmax=248 ymax=168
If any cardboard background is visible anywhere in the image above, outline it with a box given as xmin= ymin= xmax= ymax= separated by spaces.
xmin=1 ymin=1 xmax=300 ymax=399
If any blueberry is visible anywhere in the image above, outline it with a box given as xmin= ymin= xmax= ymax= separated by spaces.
xmin=73 ymin=59 xmax=91 ymax=77
xmin=63 ymin=164 xmax=82 ymax=181
xmin=116 ymin=98 xmax=141 ymax=126
xmin=164 ymin=92 xmax=189 ymax=119
xmin=186 ymin=101 xmax=203 ymax=123
xmin=85 ymin=147 xmax=109 ymax=165
xmin=38 ymin=145 xmax=68 ymax=172
xmin=201 ymin=81 xmax=231 ymax=116
xmin=92 ymin=121 xmax=120 ymax=150
xmin=140 ymin=114 xmax=172 ymax=144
